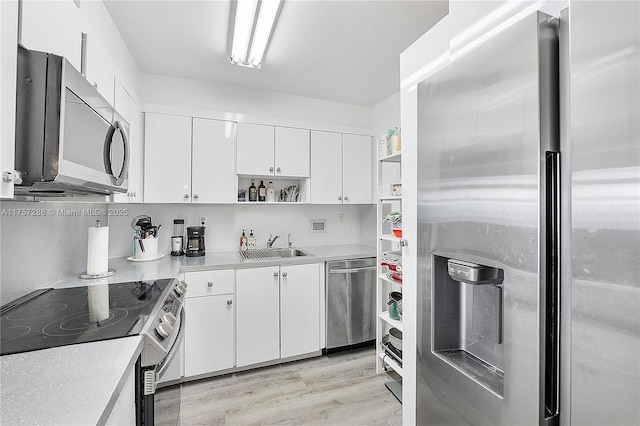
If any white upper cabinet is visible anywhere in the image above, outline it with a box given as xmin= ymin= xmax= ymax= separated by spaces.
xmin=144 ymin=113 xmax=237 ymax=203
xmin=144 ymin=113 xmax=192 ymax=203
xmin=310 ymin=131 xmax=373 ymax=204
xmin=342 ymin=133 xmax=372 ymax=204
xmin=237 ymin=123 xmax=309 ymax=177
xmin=20 ymin=0 xmax=82 ymax=72
xmin=84 ymin=33 xmax=115 ymax=106
xmin=274 ymin=127 xmax=310 ymax=177
xmin=114 ymin=81 xmax=131 ymax=122
xmin=310 ymin=131 xmax=343 ymax=203
xmin=192 ymin=118 xmax=236 ymax=203
xmin=236 ymin=123 xmax=274 ymax=176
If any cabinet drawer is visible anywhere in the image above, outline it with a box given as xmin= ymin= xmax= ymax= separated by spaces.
xmin=184 ymin=269 xmax=234 ymax=297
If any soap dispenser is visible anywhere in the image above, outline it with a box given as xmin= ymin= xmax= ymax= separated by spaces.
xmin=239 ymin=229 xmax=248 ymax=250
xmin=247 ymin=230 xmax=256 ymax=250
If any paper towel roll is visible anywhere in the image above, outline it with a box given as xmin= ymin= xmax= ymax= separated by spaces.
xmin=88 ymin=281 xmax=110 ymax=323
xmin=87 ymin=223 xmax=109 ymax=275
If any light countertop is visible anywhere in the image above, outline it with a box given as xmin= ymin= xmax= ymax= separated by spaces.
xmin=1 ymin=244 xmax=375 ymax=425
xmin=54 ymin=244 xmax=376 ymax=288
xmin=0 ymin=336 xmax=142 ymax=425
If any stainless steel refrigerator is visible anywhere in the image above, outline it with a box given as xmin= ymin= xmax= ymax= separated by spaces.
xmin=415 ymin=3 xmax=639 ymax=425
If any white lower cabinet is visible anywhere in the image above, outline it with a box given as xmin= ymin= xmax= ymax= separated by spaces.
xmin=236 ymin=263 xmax=320 ymax=367
xmin=236 ymin=266 xmax=281 ymax=367
xmin=183 ymin=270 xmax=235 ymax=378
xmin=280 ymin=264 xmax=321 ymax=358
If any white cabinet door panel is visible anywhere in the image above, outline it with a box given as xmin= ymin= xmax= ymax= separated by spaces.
xmin=184 ymin=269 xmax=235 ymax=298
xmin=114 ymin=82 xmax=130 ymax=123
xmin=342 ymin=134 xmax=372 ymax=204
xmin=236 ymin=266 xmax=280 ymax=367
xmin=184 ymin=295 xmax=235 ymax=377
xmin=21 ymin=0 xmax=82 ymax=71
xmin=144 ymin=113 xmax=192 ymax=203
xmin=192 ymin=118 xmax=236 ymax=203
xmin=310 ymin=131 xmax=342 ymax=204
xmin=84 ymin=33 xmax=115 ymax=106
xmin=275 ymin=127 xmax=310 ymax=177
xmin=280 ymin=264 xmax=321 ymax=358
xmin=236 ymin=123 xmax=274 ymax=176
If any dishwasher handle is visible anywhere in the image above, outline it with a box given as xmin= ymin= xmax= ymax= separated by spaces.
xmin=329 ymin=265 xmax=377 ymax=274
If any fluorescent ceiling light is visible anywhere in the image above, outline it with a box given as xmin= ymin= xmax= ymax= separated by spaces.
xmin=230 ymin=0 xmax=282 ymax=68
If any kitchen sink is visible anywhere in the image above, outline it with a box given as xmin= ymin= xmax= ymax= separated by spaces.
xmin=238 ymin=248 xmax=313 ymax=261
xmin=269 ymin=248 xmax=311 ymax=258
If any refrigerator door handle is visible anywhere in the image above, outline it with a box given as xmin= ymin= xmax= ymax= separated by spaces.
xmin=544 ymin=151 xmax=560 ymax=424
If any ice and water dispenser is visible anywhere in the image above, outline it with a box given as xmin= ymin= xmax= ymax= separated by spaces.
xmin=433 ymin=255 xmax=505 ymax=396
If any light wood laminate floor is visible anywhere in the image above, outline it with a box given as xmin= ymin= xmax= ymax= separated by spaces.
xmin=160 ymin=347 xmax=402 ymax=425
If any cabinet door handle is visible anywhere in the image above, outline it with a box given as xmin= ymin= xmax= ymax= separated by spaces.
xmin=338 ymin=195 xmax=342 ymax=201
xmin=207 ymin=282 xmax=213 ymax=287
xmin=183 ymin=193 xmax=189 ymax=200
xmin=269 ymin=166 xmax=274 ymax=173
xmin=193 ymin=194 xmax=199 ymax=200
xmin=273 ymin=271 xmax=279 ymax=277
xmin=276 ymin=167 xmax=281 ymax=173
xmin=344 ymin=196 xmax=349 ymax=201
xmin=282 ymin=271 xmax=288 ymax=278
xmin=227 ymin=299 xmax=233 ymax=305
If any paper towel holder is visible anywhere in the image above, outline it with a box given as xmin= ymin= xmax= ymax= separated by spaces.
xmin=79 ymin=269 xmax=117 ymax=279
xmin=80 ymin=220 xmax=117 ymax=279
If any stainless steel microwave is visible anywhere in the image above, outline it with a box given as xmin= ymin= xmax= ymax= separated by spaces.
xmin=14 ymin=45 xmax=129 ymax=196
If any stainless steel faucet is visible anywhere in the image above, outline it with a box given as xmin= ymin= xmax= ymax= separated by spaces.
xmin=267 ymin=234 xmax=279 ymax=248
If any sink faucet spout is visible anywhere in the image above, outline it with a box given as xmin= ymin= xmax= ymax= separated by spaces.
xmin=267 ymin=234 xmax=279 ymax=248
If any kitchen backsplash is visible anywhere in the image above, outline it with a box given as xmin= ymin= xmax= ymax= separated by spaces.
xmin=108 ymin=204 xmax=374 ymax=257
xmin=0 ymin=200 xmax=108 ymax=305
xmin=1 ymin=200 xmax=375 ymax=305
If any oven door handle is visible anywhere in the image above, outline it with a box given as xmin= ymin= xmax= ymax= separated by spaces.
xmin=157 ymin=309 xmax=185 ymax=379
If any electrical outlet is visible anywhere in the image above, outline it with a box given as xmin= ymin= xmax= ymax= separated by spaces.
xmin=200 ymin=216 xmax=206 ymax=225
xmin=338 ymin=213 xmax=344 ymax=224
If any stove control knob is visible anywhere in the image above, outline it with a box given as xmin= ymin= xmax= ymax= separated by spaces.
xmin=174 ymin=283 xmax=186 ymax=296
xmin=162 ymin=313 xmax=176 ymax=325
xmin=156 ymin=322 xmax=173 ymax=339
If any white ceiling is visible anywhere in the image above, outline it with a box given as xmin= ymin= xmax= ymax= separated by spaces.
xmin=103 ymin=0 xmax=448 ymax=107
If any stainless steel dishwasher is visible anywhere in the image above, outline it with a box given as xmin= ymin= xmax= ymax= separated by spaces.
xmin=325 ymin=257 xmax=377 ymax=350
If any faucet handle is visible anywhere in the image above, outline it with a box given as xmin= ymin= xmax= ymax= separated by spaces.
xmin=287 ymin=233 xmax=294 ymax=248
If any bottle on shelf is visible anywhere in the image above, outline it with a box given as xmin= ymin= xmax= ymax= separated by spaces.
xmin=258 ymin=180 xmax=266 ymax=202
xmin=239 ymin=229 xmax=248 ymax=250
xmin=249 ymin=180 xmax=257 ymax=202
xmin=247 ymin=230 xmax=256 ymax=250
xmin=266 ymin=181 xmax=275 ymax=203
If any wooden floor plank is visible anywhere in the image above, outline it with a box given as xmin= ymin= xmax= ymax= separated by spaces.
xmin=161 ymin=346 xmax=401 ymax=425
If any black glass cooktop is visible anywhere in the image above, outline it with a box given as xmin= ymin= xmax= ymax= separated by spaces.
xmin=0 ymin=279 xmax=171 ymax=356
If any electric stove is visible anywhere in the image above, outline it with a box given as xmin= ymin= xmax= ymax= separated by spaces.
xmin=0 ymin=279 xmax=180 ymax=360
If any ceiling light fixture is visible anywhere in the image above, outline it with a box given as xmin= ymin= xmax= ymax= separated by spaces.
xmin=230 ymin=0 xmax=282 ymax=69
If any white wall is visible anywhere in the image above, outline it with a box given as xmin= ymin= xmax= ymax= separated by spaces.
xmin=141 ymin=74 xmax=373 ymax=131
xmin=108 ymin=204 xmax=365 ymax=257
xmin=0 ymin=200 xmax=108 ymax=305
xmin=372 ymin=91 xmax=401 ymax=143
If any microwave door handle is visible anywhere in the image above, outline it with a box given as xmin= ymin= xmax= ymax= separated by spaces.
xmin=103 ymin=120 xmax=130 ymax=186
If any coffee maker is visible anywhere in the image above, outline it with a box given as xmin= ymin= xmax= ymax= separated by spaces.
xmin=171 ymin=219 xmax=185 ymax=256
xmin=186 ymin=225 xmax=205 ymax=257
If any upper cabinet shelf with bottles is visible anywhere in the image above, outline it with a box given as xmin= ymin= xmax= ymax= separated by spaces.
xmin=236 ymin=123 xmax=310 ymax=178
